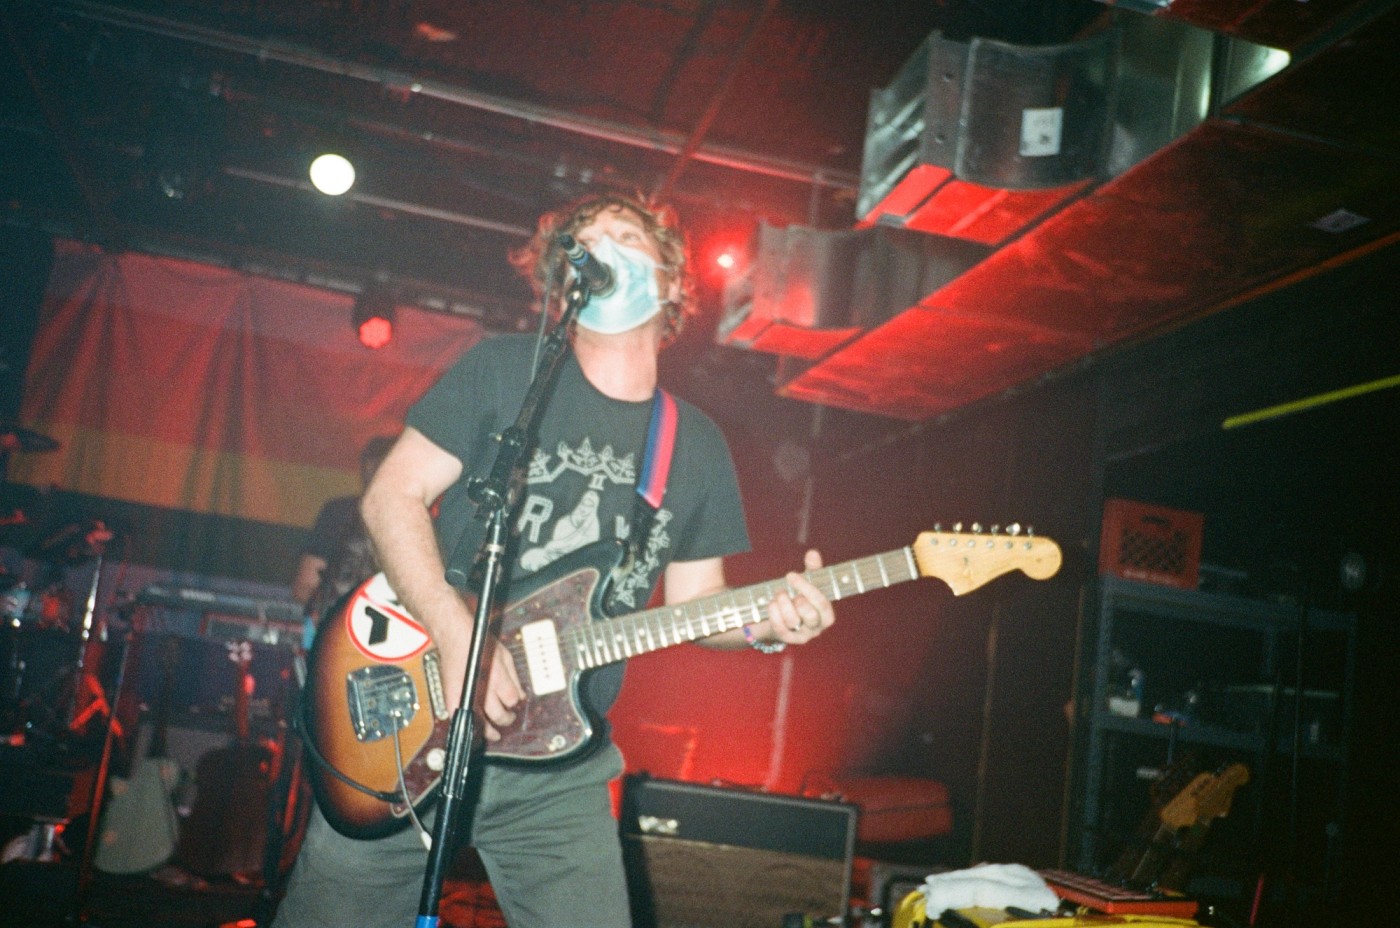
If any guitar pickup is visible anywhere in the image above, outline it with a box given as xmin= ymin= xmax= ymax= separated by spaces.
xmin=519 ymin=619 xmax=567 ymax=696
xmin=346 ymin=665 xmax=418 ymax=742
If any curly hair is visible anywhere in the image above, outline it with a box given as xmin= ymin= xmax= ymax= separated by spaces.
xmin=509 ymin=193 xmax=696 ymax=344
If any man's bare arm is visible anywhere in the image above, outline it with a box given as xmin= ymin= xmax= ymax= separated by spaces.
xmin=359 ymin=426 xmax=524 ymax=737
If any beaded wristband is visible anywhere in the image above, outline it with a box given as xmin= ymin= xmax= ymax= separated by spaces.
xmin=742 ymin=624 xmax=786 ymax=654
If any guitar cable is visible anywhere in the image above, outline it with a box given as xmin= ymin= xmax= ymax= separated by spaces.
xmin=294 ymin=696 xmax=432 ymax=847
xmin=390 ymin=716 xmax=434 ymax=850
xmin=295 ymin=694 xmax=403 ymax=804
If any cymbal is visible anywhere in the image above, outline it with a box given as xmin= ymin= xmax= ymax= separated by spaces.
xmin=0 ymin=425 xmax=60 ymax=453
xmin=29 ymin=520 xmax=114 ymax=564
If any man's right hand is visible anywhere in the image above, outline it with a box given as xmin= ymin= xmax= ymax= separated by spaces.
xmin=440 ymin=634 xmax=526 ymax=742
xmin=478 ymin=641 xmax=526 ymax=741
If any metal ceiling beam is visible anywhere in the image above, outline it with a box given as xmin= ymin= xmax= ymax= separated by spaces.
xmin=54 ymin=0 xmax=859 ymax=192
xmin=223 ymin=167 xmax=534 ymax=238
xmin=652 ymin=0 xmax=782 ymax=202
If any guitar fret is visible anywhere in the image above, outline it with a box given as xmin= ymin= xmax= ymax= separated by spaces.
xmin=751 ymin=585 xmax=771 ymax=621
xmin=697 ymin=602 xmax=714 ymax=637
xmin=734 ymin=605 xmax=749 ymax=630
xmin=751 ymin=587 xmax=771 ymax=624
xmin=713 ymin=592 xmax=735 ymax=633
xmin=593 ymin=627 xmax=613 ymax=664
xmin=546 ymin=538 xmax=1044 ymax=672
xmin=840 ymin=565 xmax=862 ymax=596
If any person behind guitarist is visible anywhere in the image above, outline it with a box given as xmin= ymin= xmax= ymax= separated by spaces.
xmin=271 ymin=193 xmax=836 ymax=928
xmin=290 ymin=435 xmax=396 ymax=626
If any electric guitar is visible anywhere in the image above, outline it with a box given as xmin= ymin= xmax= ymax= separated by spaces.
xmin=303 ymin=528 xmax=1062 ymax=838
xmin=1114 ymin=761 xmax=1250 ymax=892
xmin=95 ymin=637 xmax=183 ymax=875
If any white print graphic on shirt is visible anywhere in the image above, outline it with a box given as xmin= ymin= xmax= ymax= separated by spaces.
xmin=517 ymin=437 xmax=671 ymax=606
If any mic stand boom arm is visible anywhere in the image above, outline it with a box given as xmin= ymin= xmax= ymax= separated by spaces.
xmin=414 ymin=280 xmax=587 ymax=928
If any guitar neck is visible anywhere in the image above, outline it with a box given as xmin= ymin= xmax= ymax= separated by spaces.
xmin=563 ymin=546 xmax=921 ymax=669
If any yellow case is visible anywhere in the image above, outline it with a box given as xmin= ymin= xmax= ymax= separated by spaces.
xmin=891 ymin=891 xmax=1202 ymax=928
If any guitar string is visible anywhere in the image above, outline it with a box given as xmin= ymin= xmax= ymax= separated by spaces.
xmin=451 ymin=534 xmax=1041 ymax=684
xmin=493 ymin=548 xmax=919 ymax=676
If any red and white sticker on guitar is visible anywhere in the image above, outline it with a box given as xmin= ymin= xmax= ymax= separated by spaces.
xmin=343 ymin=572 xmax=430 ymax=663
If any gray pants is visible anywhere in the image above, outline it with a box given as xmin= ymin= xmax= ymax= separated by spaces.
xmin=273 ymin=743 xmax=631 ymax=928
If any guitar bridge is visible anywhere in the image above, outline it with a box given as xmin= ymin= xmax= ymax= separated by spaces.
xmin=346 ymin=665 xmax=418 ymax=742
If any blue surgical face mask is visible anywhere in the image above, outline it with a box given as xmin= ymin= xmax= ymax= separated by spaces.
xmin=574 ymin=234 xmax=663 ymax=334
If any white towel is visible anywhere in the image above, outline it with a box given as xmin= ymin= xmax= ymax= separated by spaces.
xmin=919 ymin=863 xmax=1061 ymax=915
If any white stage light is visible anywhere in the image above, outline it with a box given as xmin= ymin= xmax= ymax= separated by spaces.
xmin=309 ymin=153 xmax=356 ymax=195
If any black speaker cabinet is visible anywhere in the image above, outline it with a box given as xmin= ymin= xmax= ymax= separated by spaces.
xmin=620 ymin=775 xmax=857 ymax=928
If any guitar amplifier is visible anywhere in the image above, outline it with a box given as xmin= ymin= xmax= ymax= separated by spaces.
xmin=620 ymin=775 xmax=857 ymax=928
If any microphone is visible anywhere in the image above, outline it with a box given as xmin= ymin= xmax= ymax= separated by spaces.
xmin=558 ymin=234 xmax=615 ymax=297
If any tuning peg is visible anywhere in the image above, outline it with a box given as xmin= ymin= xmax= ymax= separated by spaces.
xmin=1007 ymin=523 xmax=1022 ymax=536
xmin=971 ymin=522 xmax=983 ymax=534
xmin=953 ymin=522 xmax=963 ymax=532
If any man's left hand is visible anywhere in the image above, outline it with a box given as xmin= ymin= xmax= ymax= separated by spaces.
xmin=765 ymin=548 xmax=835 ymax=645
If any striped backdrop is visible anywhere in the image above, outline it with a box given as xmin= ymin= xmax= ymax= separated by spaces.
xmin=12 ymin=241 xmax=487 ymax=581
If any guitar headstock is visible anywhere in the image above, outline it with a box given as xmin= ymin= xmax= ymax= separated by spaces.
xmin=1161 ymin=763 xmax=1250 ymax=830
xmin=911 ymin=524 xmax=1062 ymax=595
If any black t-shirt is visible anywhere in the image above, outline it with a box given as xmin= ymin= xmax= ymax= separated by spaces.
xmin=301 ymin=495 xmax=379 ymax=618
xmin=406 ymin=334 xmax=750 ymax=720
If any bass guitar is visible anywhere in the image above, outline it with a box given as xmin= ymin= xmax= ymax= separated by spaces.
xmin=304 ymin=527 xmax=1062 ymax=838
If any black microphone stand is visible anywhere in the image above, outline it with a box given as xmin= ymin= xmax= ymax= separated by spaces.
xmin=413 ymin=275 xmax=588 ymax=928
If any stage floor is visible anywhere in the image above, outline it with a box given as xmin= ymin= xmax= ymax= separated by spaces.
xmin=0 ymin=856 xmax=508 ymax=928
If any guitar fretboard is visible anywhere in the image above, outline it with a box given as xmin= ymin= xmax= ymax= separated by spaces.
xmin=563 ymin=546 xmax=920 ymax=669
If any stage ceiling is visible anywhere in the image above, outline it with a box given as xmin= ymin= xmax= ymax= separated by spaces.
xmin=1 ymin=0 xmax=1396 ymax=421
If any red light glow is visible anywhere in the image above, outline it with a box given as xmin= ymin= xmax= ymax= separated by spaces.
xmin=358 ymin=315 xmax=393 ymax=349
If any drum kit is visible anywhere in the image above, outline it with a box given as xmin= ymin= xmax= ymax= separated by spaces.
xmin=0 ymin=423 xmax=113 ymax=746
xmin=2 ymin=424 xmax=311 ymax=910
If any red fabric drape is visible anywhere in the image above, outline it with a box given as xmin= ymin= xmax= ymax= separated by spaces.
xmin=15 ymin=241 xmax=486 ymax=528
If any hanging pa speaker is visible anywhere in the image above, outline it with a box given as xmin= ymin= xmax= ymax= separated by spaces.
xmin=620 ymin=775 xmax=857 ymax=928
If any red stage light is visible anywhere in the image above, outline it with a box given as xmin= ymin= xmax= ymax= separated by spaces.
xmin=358 ymin=314 xmax=393 ymax=349
xmin=354 ymin=287 xmax=396 ymax=348
xmin=701 ymin=240 xmax=748 ymax=282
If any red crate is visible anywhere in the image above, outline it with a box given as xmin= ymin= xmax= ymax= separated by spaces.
xmin=1099 ymin=498 xmax=1204 ymax=589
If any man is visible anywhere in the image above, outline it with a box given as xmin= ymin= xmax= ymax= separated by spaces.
xmin=273 ymin=194 xmax=834 ymax=928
